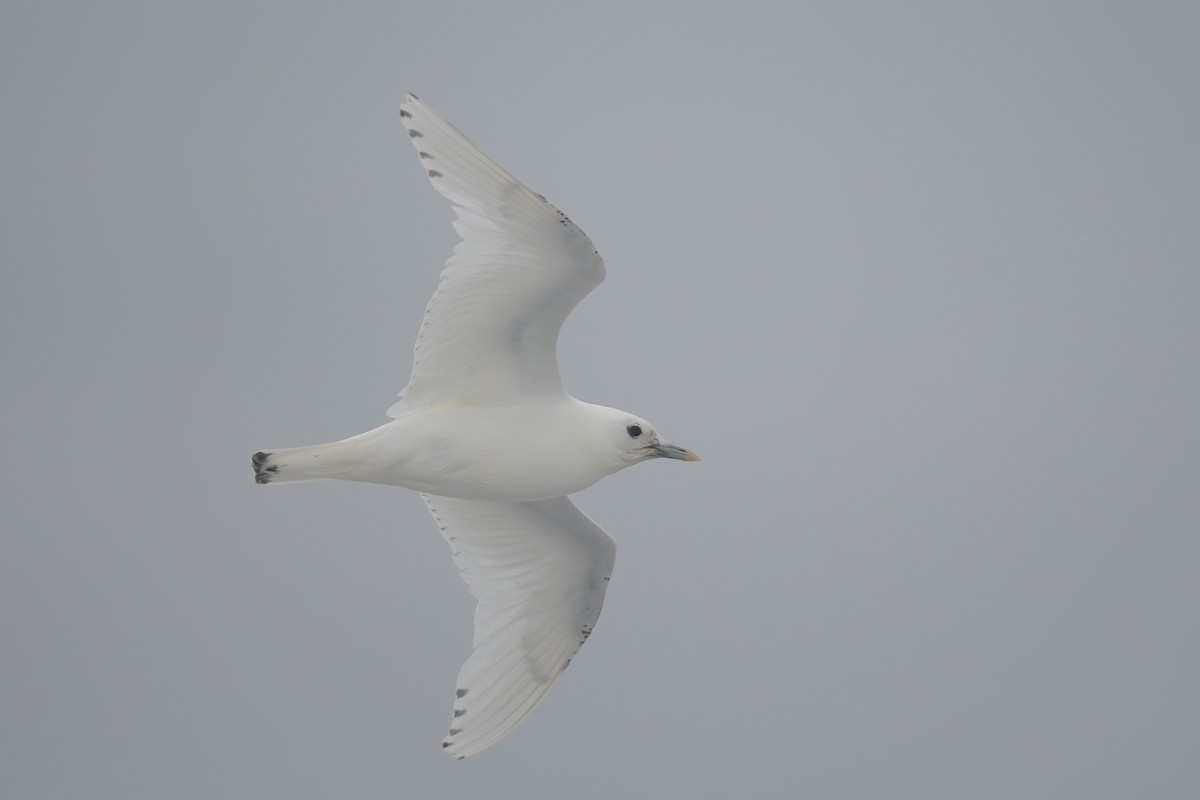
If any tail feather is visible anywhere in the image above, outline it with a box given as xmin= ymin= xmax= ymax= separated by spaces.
xmin=252 ymin=451 xmax=279 ymax=484
xmin=251 ymin=443 xmax=349 ymax=484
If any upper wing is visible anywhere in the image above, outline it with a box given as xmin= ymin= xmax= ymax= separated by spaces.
xmin=422 ymin=494 xmax=617 ymax=759
xmin=389 ymin=95 xmax=605 ymax=415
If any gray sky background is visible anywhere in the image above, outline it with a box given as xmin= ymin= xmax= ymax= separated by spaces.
xmin=3 ymin=2 xmax=1198 ymax=798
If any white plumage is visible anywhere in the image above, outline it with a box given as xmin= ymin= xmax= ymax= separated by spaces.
xmin=425 ymin=495 xmax=616 ymax=758
xmin=252 ymin=94 xmax=697 ymax=758
xmin=389 ymin=96 xmax=604 ymax=413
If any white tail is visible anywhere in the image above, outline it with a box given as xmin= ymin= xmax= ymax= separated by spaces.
xmin=251 ymin=442 xmax=354 ymax=484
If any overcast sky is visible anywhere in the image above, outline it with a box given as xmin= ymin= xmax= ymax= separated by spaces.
xmin=3 ymin=1 xmax=1198 ymax=798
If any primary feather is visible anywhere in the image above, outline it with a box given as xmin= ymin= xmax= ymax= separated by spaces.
xmin=389 ymin=95 xmax=605 ymax=413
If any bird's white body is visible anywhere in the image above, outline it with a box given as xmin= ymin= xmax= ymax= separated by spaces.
xmin=265 ymin=400 xmax=641 ymax=501
xmin=252 ymin=94 xmax=696 ymax=759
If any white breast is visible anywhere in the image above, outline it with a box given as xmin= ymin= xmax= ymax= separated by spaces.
xmin=342 ymin=401 xmax=623 ymax=501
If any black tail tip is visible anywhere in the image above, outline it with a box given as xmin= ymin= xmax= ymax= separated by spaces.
xmin=252 ymin=451 xmax=278 ymax=484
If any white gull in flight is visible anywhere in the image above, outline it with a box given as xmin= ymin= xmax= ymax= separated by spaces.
xmin=252 ymin=94 xmax=698 ymax=759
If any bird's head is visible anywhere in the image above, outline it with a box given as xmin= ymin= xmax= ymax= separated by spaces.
xmin=593 ymin=407 xmax=700 ymax=466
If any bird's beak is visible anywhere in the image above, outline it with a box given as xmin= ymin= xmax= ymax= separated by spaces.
xmin=650 ymin=443 xmax=701 ymax=462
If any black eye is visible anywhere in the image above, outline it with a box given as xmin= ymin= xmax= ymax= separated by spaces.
xmin=626 ymin=424 xmax=642 ymax=439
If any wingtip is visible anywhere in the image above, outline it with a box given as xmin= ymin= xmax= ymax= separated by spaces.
xmin=399 ymin=92 xmax=420 ymax=119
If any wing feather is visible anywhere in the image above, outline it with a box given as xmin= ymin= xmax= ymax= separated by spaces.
xmin=390 ymin=95 xmax=605 ymax=414
xmin=422 ymin=494 xmax=617 ymax=758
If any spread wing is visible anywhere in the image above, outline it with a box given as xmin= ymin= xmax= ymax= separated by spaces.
xmin=389 ymin=95 xmax=605 ymax=415
xmin=422 ymin=494 xmax=617 ymax=759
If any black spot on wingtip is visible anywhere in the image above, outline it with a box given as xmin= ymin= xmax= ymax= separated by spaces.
xmin=418 ymin=151 xmax=433 ymax=159
xmin=453 ymin=708 xmax=465 ymax=717
xmin=442 ymin=741 xmax=451 ymax=749
xmin=399 ymin=109 xmax=412 ymax=118
xmin=428 ymin=170 xmax=443 ymax=178
xmin=456 ymin=688 xmax=468 ymax=698
xmin=252 ymin=451 xmax=270 ymax=468
xmin=409 ymin=129 xmax=423 ymax=138
xmin=448 ymin=728 xmax=461 ymax=736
